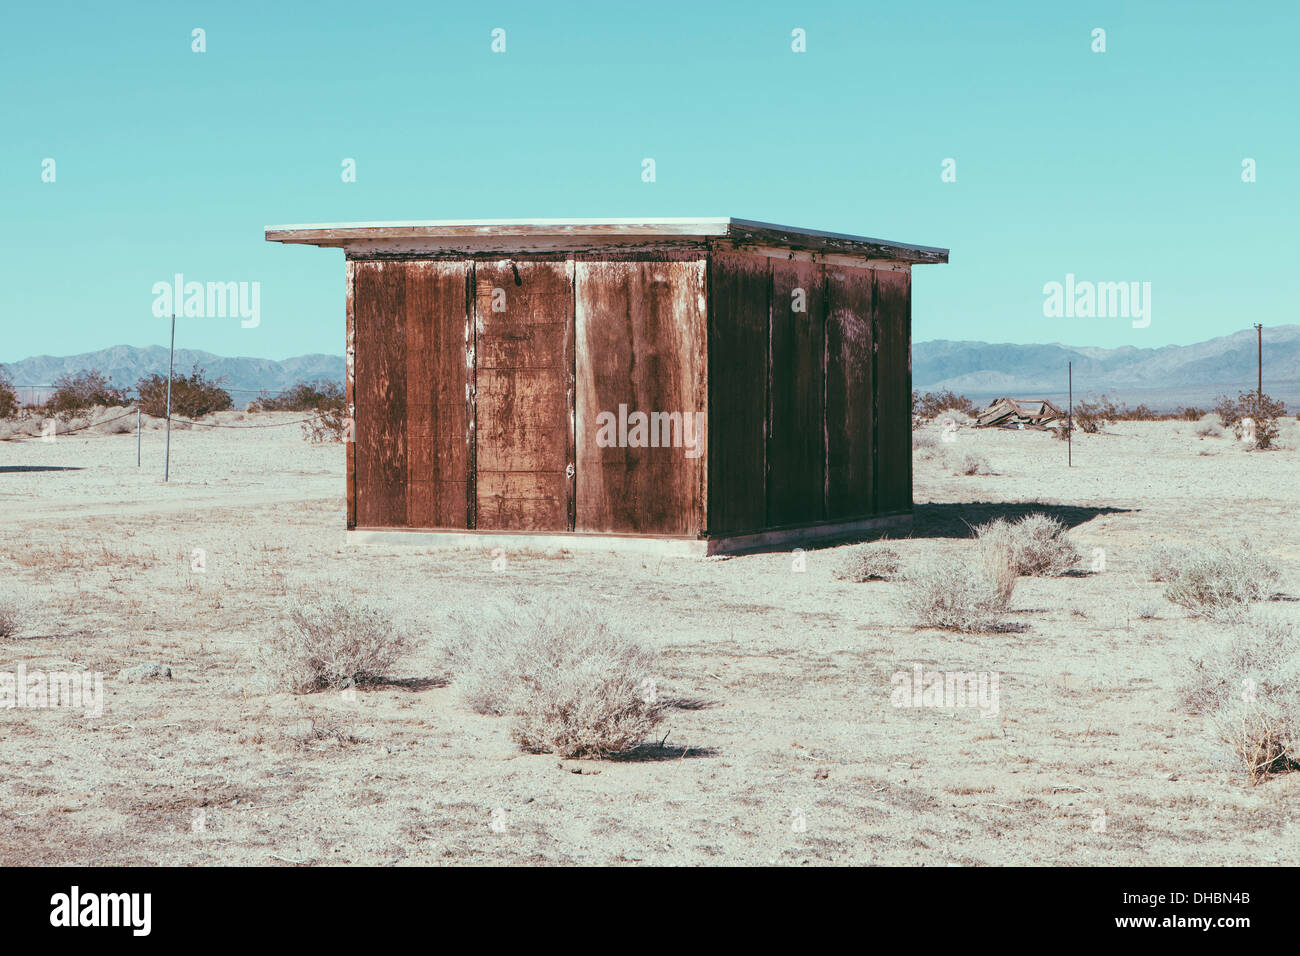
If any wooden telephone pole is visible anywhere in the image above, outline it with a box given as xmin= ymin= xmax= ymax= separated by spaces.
xmin=1255 ymin=323 xmax=1263 ymax=399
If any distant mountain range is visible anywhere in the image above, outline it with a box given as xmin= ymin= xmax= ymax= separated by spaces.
xmin=1 ymin=346 xmax=344 ymax=404
xmin=3 ymin=326 xmax=1297 ymax=410
xmin=914 ymin=325 xmax=1300 ymax=410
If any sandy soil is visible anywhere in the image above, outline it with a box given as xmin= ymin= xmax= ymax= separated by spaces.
xmin=1 ymin=411 xmax=1298 ymax=866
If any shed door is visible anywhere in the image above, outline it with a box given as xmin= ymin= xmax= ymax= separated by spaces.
xmin=574 ymin=257 xmax=707 ymax=536
xmin=472 ymin=260 xmax=575 ymax=531
xmin=353 ymin=260 xmax=471 ymax=529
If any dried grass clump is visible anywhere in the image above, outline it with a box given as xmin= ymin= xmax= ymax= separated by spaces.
xmin=836 ymin=542 xmax=902 ymax=582
xmin=263 ymin=598 xmax=413 ymax=693
xmin=0 ymin=596 xmax=23 ymax=639
xmin=896 ymin=553 xmax=1016 ymax=632
xmin=1180 ymin=615 xmax=1300 ymax=784
xmin=974 ymin=513 xmax=1080 ymax=577
xmin=1142 ymin=542 xmax=1184 ymax=582
xmin=444 ymin=599 xmax=665 ymax=758
xmin=301 ymin=406 xmax=349 ymax=443
xmin=959 ymin=453 xmax=991 ymax=476
xmin=979 ymin=536 xmax=1018 ymax=607
xmin=1157 ymin=540 xmax=1280 ymax=617
xmin=912 ymin=431 xmax=937 ymax=450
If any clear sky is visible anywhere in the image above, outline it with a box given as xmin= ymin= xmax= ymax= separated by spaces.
xmin=2 ymin=0 xmax=1296 ymax=363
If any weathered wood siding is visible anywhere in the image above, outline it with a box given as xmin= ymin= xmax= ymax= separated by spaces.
xmin=472 ymin=259 xmax=574 ymax=531
xmin=825 ymin=265 xmax=874 ymax=518
xmin=767 ymin=259 xmax=826 ymax=527
xmin=706 ymin=253 xmax=768 ymax=535
xmin=345 ymin=260 xmax=357 ymax=528
xmin=353 ymin=260 xmax=470 ymax=529
xmin=574 ymin=256 xmax=707 ymax=536
xmin=703 ymin=253 xmax=906 ymax=534
xmin=348 ymin=248 xmax=911 ymax=540
xmin=873 ymin=267 xmax=912 ymax=514
xmin=353 ymin=261 xmax=406 ymax=527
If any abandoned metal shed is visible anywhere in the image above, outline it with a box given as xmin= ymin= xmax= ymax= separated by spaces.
xmin=265 ymin=218 xmax=948 ymax=555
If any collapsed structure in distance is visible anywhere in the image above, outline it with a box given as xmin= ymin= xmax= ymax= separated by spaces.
xmin=266 ymin=218 xmax=948 ymax=554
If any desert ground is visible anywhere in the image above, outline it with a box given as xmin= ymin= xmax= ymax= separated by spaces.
xmin=1 ymin=410 xmax=1298 ymax=866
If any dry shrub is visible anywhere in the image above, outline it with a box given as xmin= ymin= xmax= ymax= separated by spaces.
xmin=914 ymin=390 xmax=975 ymax=418
xmin=136 ymin=365 xmax=232 ymax=419
xmin=263 ymin=598 xmax=413 ymax=693
xmin=1181 ymin=615 xmax=1296 ymax=715
xmin=44 ymin=369 xmax=129 ymax=417
xmin=444 ymin=599 xmax=664 ymax=758
xmin=1216 ymin=391 xmax=1287 ymax=449
xmin=896 ymin=553 xmax=1015 ymax=632
xmin=836 ymin=542 xmax=902 ymax=582
xmin=1142 ymin=542 xmax=1183 ymax=582
xmin=259 ymin=380 xmax=344 ymax=412
xmin=1216 ymin=705 xmax=1300 ymax=785
xmin=979 ymin=536 xmax=1018 ymax=607
xmin=959 ymin=453 xmax=991 ymax=476
xmin=912 ymin=431 xmax=937 ymax=450
xmin=1156 ymin=540 xmax=1280 ymax=617
xmin=0 ymin=597 xmax=22 ymax=639
xmin=1073 ymin=396 xmax=1115 ymax=433
xmin=1181 ymin=615 xmax=1300 ymax=784
xmin=301 ymin=406 xmax=349 ymax=443
xmin=0 ymin=370 xmax=18 ymax=419
xmin=975 ymin=513 xmax=1080 ymax=577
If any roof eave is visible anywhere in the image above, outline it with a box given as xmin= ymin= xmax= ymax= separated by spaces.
xmin=263 ymin=218 xmax=949 ymax=264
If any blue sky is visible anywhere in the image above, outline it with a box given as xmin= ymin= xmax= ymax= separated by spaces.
xmin=2 ymin=0 xmax=1296 ymax=365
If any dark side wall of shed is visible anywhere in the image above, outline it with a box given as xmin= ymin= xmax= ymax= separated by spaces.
xmin=705 ymin=253 xmax=912 ymax=536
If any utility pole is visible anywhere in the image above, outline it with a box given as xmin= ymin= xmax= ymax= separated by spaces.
xmin=164 ymin=312 xmax=175 ymax=482
xmin=1067 ymin=361 xmax=1072 ymax=468
xmin=1255 ymin=323 xmax=1263 ymax=400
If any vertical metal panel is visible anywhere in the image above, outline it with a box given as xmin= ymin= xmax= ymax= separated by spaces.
xmin=706 ymin=252 xmax=768 ymax=534
xmin=767 ymin=259 xmax=825 ymax=527
xmin=825 ymin=265 xmax=874 ymax=518
xmin=873 ymin=267 xmax=912 ymax=514
xmin=472 ymin=259 xmax=572 ymax=531
xmin=574 ymin=255 xmax=706 ymax=536
xmin=353 ymin=261 xmax=408 ymax=527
